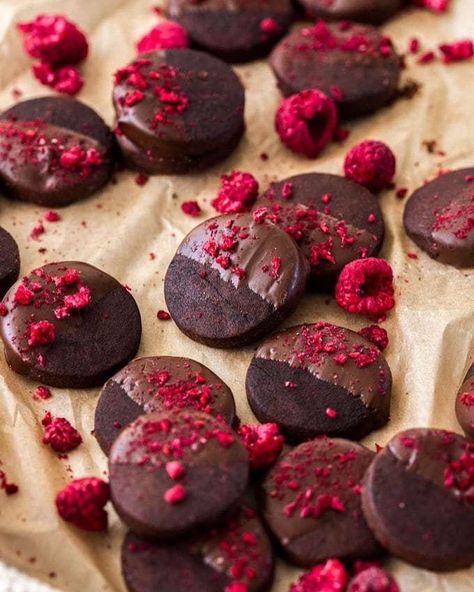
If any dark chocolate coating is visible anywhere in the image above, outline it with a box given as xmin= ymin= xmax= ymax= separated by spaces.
xmin=269 ymin=21 xmax=401 ymax=118
xmin=167 ymin=0 xmax=294 ymax=63
xmin=260 ymin=172 xmax=384 ymax=288
xmin=261 ymin=437 xmax=380 ymax=566
xmin=94 ymin=356 xmax=237 ymax=454
xmin=121 ymin=504 xmax=274 ymax=592
xmin=0 ymin=97 xmax=116 ymax=206
xmin=298 ymin=0 xmax=401 ymax=24
xmin=109 ymin=410 xmax=249 ymax=540
xmin=0 ymin=227 xmax=20 ymax=297
xmin=113 ymin=49 xmax=245 ymax=174
xmin=0 ymin=262 xmax=141 ymax=388
xmin=164 ymin=213 xmax=309 ymax=348
xmin=362 ymin=428 xmax=474 ymax=571
xmin=455 ymin=363 xmax=474 ymax=440
xmin=403 ymin=169 xmax=474 ymax=268
xmin=246 ymin=323 xmax=391 ymax=442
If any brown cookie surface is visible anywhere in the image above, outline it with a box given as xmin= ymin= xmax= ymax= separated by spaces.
xmin=362 ymin=428 xmax=474 ymax=571
xmin=455 ymin=363 xmax=474 ymax=440
xmin=0 ymin=227 xmax=20 ymax=298
xmin=94 ymin=356 xmax=237 ymax=454
xmin=0 ymin=262 xmax=141 ymax=388
xmin=270 ymin=21 xmax=401 ymax=118
xmin=298 ymin=0 xmax=401 ymax=24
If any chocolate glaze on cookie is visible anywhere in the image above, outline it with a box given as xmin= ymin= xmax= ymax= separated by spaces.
xmin=259 ymin=173 xmax=384 ymax=288
xmin=261 ymin=437 xmax=380 ymax=566
xmin=246 ymin=322 xmax=391 ymax=442
xmin=94 ymin=356 xmax=237 ymax=454
xmin=0 ymin=97 xmax=116 ymax=206
xmin=164 ymin=213 xmax=309 ymax=348
xmin=0 ymin=227 xmax=20 ymax=298
xmin=0 ymin=262 xmax=141 ymax=388
xmin=113 ymin=49 xmax=245 ymax=174
xmin=362 ymin=428 xmax=474 ymax=571
xmin=456 ymin=363 xmax=474 ymax=440
xmin=270 ymin=21 xmax=401 ymax=118
xmin=167 ymin=0 xmax=293 ymax=63
xmin=109 ymin=409 xmax=249 ymax=540
xmin=121 ymin=503 xmax=274 ymax=592
xmin=403 ymin=169 xmax=474 ymax=268
xmin=298 ymin=0 xmax=401 ymax=25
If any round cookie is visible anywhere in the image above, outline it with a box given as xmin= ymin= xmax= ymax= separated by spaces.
xmin=109 ymin=409 xmax=249 ymax=540
xmin=403 ymin=169 xmax=474 ymax=268
xmin=269 ymin=21 xmax=401 ymax=118
xmin=259 ymin=172 xmax=384 ymax=288
xmin=0 ymin=262 xmax=141 ymax=388
xmin=362 ymin=428 xmax=474 ymax=571
xmin=121 ymin=503 xmax=274 ymax=592
xmin=164 ymin=213 xmax=309 ymax=348
xmin=167 ymin=0 xmax=293 ymax=63
xmin=260 ymin=437 xmax=380 ymax=566
xmin=0 ymin=96 xmax=116 ymax=206
xmin=455 ymin=363 xmax=474 ymax=440
xmin=113 ymin=49 xmax=245 ymax=174
xmin=94 ymin=356 xmax=237 ymax=454
xmin=246 ymin=322 xmax=392 ymax=442
xmin=298 ymin=0 xmax=401 ymax=24
xmin=0 ymin=227 xmax=20 ymax=297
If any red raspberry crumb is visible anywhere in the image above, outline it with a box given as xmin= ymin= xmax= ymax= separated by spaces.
xmin=14 ymin=284 xmax=34 ymax=306
xmin=439 ymin=40 xmax=474 ymax=64
xmin=414 ymin=0 xmax=449 ymax=12
xmin=409 ymin=38 xmax=420 ymax=54
xmin=326 ymin=407 xmax=338 ymax=419
xmin=29 ymin=222 xmax=45 ymax=240
xmin=358 ymin=325 xmax=389 ymax=351
xmin=157 ymin=309 xmax=171 ymax=320
xmin=136 ymin=21 xmax=189 ymax=53
xmin=260 ymin=18 xmax=281 ymax=35
xmin=181 ymin=200 xmax=201 ymax=217
xmin=55 ymin=477 xmax=110 ymax=531
xmin=42 ymin=412 xmax=82 ymax=453
xmin=395 ymin=187 xmax=408 ymax=199
xmin=17 ymin=15 xmax=88 ymax=65
xmin=0 ymin=304 xmax=7 ymax=317
xmin=33 ymin=62 xmax=84 ymax=95
xmin=418 ymin=51 xmax=435 ymax=65
xmin=275 ymin=89 xmax=338 ymax=158
xmin=344 ymin=140 xmax=396 ymax=193
xmin=165 ymin=461 xmax=186 ymax=480
xmin=164 ymin=484 xmax=187 ymax=504
xmin=44 ymin=210 xmax=60 ymax=222
xmin=347 ymin=567 xmax=399 ymax=592
xmin=0 ymin=471 xmax=19 ymax=496
xmin=34 ymin=386 xmax=52 ymax=400
xmin=212 ymin=171 xmax=259 ymax=214
xmin=335 ymin=258 xmax=395 ymax=317
xmin=135 ymin=173 xmax=149 ymax=186
xmin=226 ymin=583 xmax=248 ymax=592
xmin=237 ymin=423 xmax=284 ymax=470
xmin=407 ymin=252 xmax=418 ymax=259
xmin=290 ymin=559 xmax=349 ymax=592
xmin=28 ymin=320 xmax=56 ymax=347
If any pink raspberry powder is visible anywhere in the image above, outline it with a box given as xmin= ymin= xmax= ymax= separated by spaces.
xmin=136 ymin=21 xmax=189 ymax=53
xmin=344 ymin=140 xmax=396 ymax=193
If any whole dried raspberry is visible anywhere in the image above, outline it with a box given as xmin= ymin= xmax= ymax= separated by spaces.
xmin=42 ymin=412 xmax=82 ymax=453
xmin=275 ymin=90 xmax=338 ymax=158
xmin=344 ymin=140 xmax=396 ymax=193
xmin=335 ymin=258 xmax=395 ymax=317
xmin=347 ymin=567 xmax=399 ymax=592
xmin=237 ymin=423 xmax=284 ymax=470
xmin=33 ymin=62 xmax=84 ymax=95
xmin=17 ymin=15 xmax=88 ymax=65
xmin=212 ymin=171 xmax=259 ymax=214
xmin=290 ymin=559 xmax=349 ymax=592
xmin=136 ymin=21 xmax=189 ymax=53
xmin=358 ymin=325 xmax=389 ymax=351
xmin=55 ymin=477 xmax=110 ymax=531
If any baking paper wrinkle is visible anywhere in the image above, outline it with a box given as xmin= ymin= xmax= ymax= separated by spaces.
xmin=0 ymin=0 xmax=472 ymax=591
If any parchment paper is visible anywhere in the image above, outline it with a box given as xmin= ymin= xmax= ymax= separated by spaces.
xmin=0 ymin=0 xmax=473 ymax=590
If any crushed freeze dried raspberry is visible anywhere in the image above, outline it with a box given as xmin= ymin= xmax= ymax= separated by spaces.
xmin=335 ymin=258 xmax=395 ymax=317
xmin=164 ymin=483 xmax=187 ymax=504
xmin=14 ymin=284 xmax=34 ymax=306
xmin=418 ymin=51 xmax=435 ymax=65
xmin=34 ymin=386 xmax=52 ymax=401
xmin=260 ymin=18 xmax=281 ymax=35
xmin=17 ymin=15 xmax=88 ymax=65
xmin=0 ymin=470 xmax=19 ymax=496
xmin=414 ymin=0 xmax=449 ymax=12
xmin=226 ymin=583 xmax=248 ymax=592
xmin=42 ymin=412 xmax=82 ymax=453
xmin=136 ymin=21 xmax=189 ymax=53
xmin=290 ymin=559 xmax=349 ymax=592
xmin=212 ymin=171 xmax=259 ymax=214
xmin=157 ymin=309 xmax=171 ymax=320
xmin=33 ymin=62 xmax=84 ymax=95
xmin=181 ymin=200 xmax=201 ymax=217
xmin=55 ymin=477 xmax=110 ymax=531
xmin=29 ymin=222 xmax=45 ymax=241
xmin=0 ymin=304 xmax=7 ymax=317
xmin=59 ymin=145 xmax=103 ymax=174
xmin=347 ymin=567 xmax=399 ymax=592
xmin=28 ymin=320 xmax=56 ymax=347
xmin=44 ymin=210 xmax=60 ymax=222
xmin=237 ymin=423 xmax=284 ymax=470
xmin=439 ymin=40 xmax=474 ymax=64
xmin=344 ymin=140 xmax=396 ymax=193
xmin=358 ymin=325 xmax=389 ymax=351
xmin=275 ymin=89 xmax=338 ymax=158
xmin=409 ymin=38 xmax=420 ymax=54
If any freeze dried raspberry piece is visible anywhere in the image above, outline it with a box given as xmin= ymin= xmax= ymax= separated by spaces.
xmin=33 ymin=61 xmax=84 ymax=95
xmin=344 ymin=141 xmax=396 ymax=193
xmin=347 ymin=566 xmax=399 ymax=592
xmin=42 ymin=411 xmax=82 ymax=453
xmin=290 ymin=559 xmax=349 ymax=592
xmin=238 ymin=423 xmax=284 ymax=470
xmin=335 ymin=258 xmax=395 ymax=317
xmin=275 ymin=90 xmax=338 ymax=158
xmin=137 ymin=21 xmax=189 ymax=53
xmin=358 ymin=325 xmax=389 ymax=351
xmin=212 ymin=171 xmax=259 ymax=214
xmin=414 ymin=0 xmax=449 ymax=12
xmin=181 ymin=200 xmax=201 ymax=217
xmin=439 ymin=40 xmax=474 ymax=64
xmin=56 ymin=477 xmax=110 ymax=531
